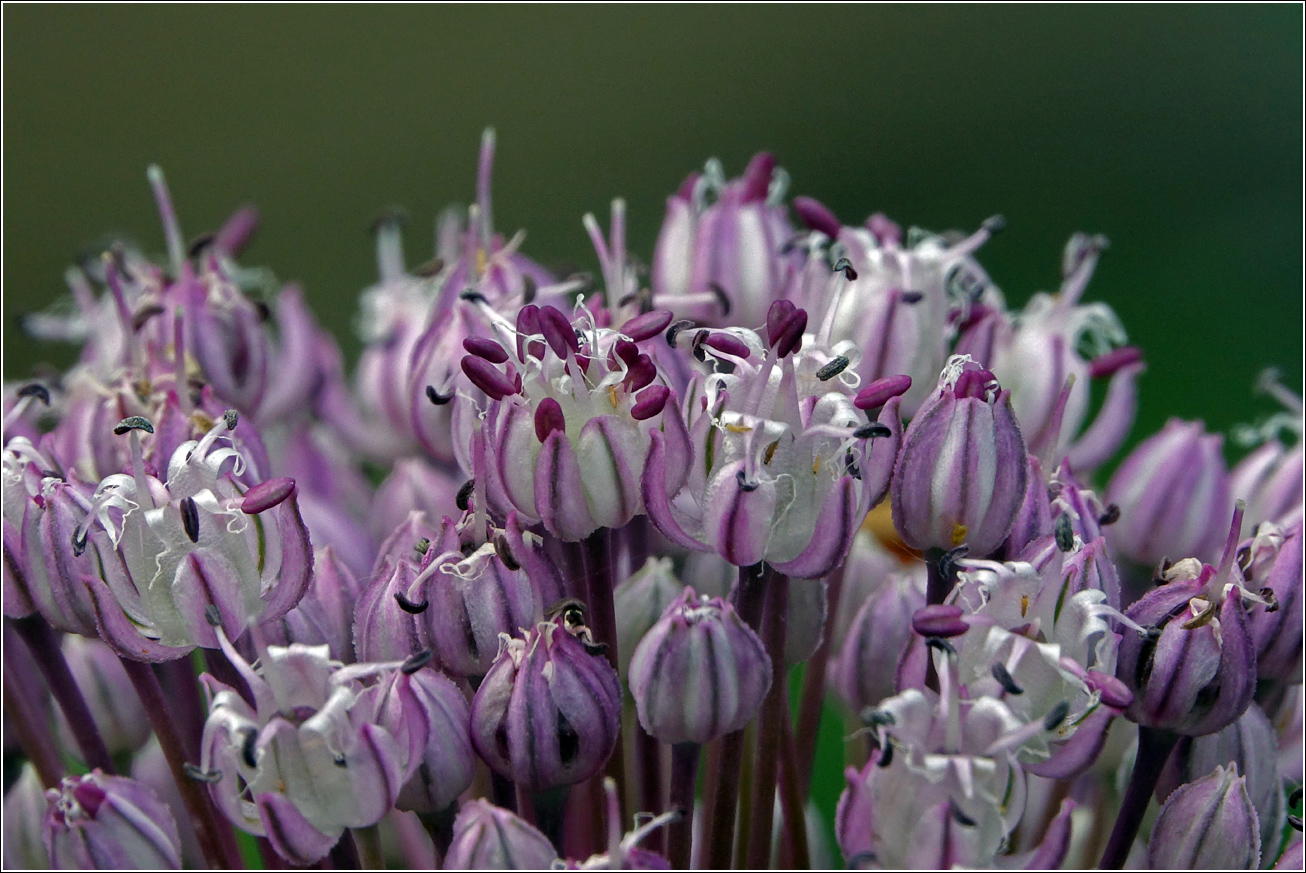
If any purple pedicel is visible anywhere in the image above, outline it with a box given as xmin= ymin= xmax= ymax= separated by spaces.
xmin=621 ymin=309 xmax=674 ymax=343
xmin=854 ymin=375 xmax=913 ymax=411
xmin=461 ymin=355 xmax=518 ymax=401
xmin=463 ymin=335 xmax=509 ymax=364
xmin=240 ymin=477 xmax=296 ymax=514
xmin=792 ymin=196 xmax=842 ymax=238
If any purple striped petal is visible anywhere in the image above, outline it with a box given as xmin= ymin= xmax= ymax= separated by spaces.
xmin=534 ymin=431 xmax=598 ymax=542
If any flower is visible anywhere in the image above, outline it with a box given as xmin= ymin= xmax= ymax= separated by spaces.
xmin=43 ymin=771 xmax=182 ymax=870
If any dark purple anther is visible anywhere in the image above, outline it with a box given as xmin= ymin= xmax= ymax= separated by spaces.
xmin=180 ymin=496 xmax=200 ymax=543
xmin=214 ymin=205 xmax=260 ymax=256
xmin=463 ymin=336 xmax=509 ymax=364
xmin=854 ymin=375 xmax=913 ymax=411
xmin=240 ymin=477 xmax=296 ymax=514
xmin=866 ymin=212 xmax=902 ymax=246
xmin=622 ymin=309 xmax=674 ymax=343
xmin=766 ymin=300 xmax=797 ymax=347
xmin=953 ymin=369 xmax=995 ymax=400
xmin=766 ymin=303 xmax=808 ymax=358
xmin=701 ymin=332 xmax=751 ymax=359
xmin=537 ymin=306 xmax=579 ymax=359
xmin=461 ymin=356 xmax=518 ymax=400
xmin=72 ymin=780 xmax=108 ymax=817
xmin=613 ymin=339 xmax=641 ymax=368
xmin=516 ymin=304 xmax=541 ymax=361
xmin=17 ymin=383 xmax=50 ymax=405
xmin=624 ymin=356 xmax=657 ymax=392
xmin=631 ymin=385 xmax=671 ymax=421
xmin=792 ymin=196 xmax=842 ymax=238
xmin=911 ymin=604 xmax=969 ymax=638
xmin=534 ymin=398 xmax=566 ymax=442
xmin=1089 ymin=346 xmax=1143 ymax=379
xmin=676 ymin=172 xmax=700 ymax=201
xmin=740 ymin=152 xmax=777 ymax=202
xmin=1087 ymin=671 xmax=1133 ymax=709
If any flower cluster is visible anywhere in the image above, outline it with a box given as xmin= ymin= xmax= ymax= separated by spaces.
xmin=2 ymin=136 xmax=1301 ymax=872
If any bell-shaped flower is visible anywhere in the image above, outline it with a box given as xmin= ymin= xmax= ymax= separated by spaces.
xmin=469 ymin=617 xmax=622 ymax=792
xmin=628 ymin=587 xmax=772 ymax=744
xmin=955 ymin=234 xmax=1144 ymax=472
xmin=789 ymin=206 xmax=1002 ymax=417
xmin=836 ymin=656 xmax=1034 ymax=869
xmin=1106 ymin=417 xmax=1232 ymax=568
xmin=643 ymin=303 xmax=902 ymax=577
xmin=199 ymin=636 xmax=432 ymax=865
xmin=76 ymin=414 xmax=312 ymax=660
xmin=1147 ymin=764 xmax=1262 ymax=869
xmin=890 ymin=355 xmax=1028 ymax=559
xmin=43 ymin=771 xmax=182 ymax=869
xmin=459 ymin=302 xmax=688 ymax=542
xmin=1115 ymin=503 xmax=1264 ymax=736
xmin=441 ymin=799 xmax=558 ymax=870
xmin=651 ymin=153 xmax=797 ymax=330
xmin=948 ymin=545 xmax=1132 ymax=777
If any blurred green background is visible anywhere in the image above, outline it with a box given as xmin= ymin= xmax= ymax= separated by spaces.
xmin=4 ymin=4 xmax=1302 ymax=852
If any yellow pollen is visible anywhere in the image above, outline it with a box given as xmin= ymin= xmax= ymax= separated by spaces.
xmin=950 ymin=523 xmax=969 ymax=546
xmin=1020 ymin=594 xmax=1030 ymax=618
xmin=813 ymin=454 xmax=821 ymax=475
xmin=607 ymin=385 xmax=620 ymax=409
xmin=763 ymin=440 xmax=779 ymax=465
xmin=724 ymin=423 xmax=752 ymax=434
xmin=476 ymin=248 xmax=488 ymax=276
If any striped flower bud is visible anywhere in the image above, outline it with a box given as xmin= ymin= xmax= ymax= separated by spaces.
xmin=628 ymin=587 xmax=772 ymax=744
xmin=43 ymin=771 xmax=182 ymax=869
xmin=1147 ymin=764 xmax=1261 ymax=869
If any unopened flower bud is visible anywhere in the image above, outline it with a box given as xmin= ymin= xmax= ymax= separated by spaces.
xmin=629 ymin=588 xmax=772 ymax=744
xmin=1244 ymin=521 xmax=1303 ymax=681
xmin=832 ymin=569 xmax=926 ymax=713
xmin=55 ymin=636 xmax=150 ymax=758
xmin=43 ymin=771 xmax=182 ymax=869
xmin=1147 ymin=764 xmax=1261 ymax=869
xmin=441 ymin=799 xmax=558 ymax=870
xmin=614 ymin=556 xmax=686 ymax=680
xmin=3 ymin=765 xmax=50 ymax=870
xmin=891 ymin=357 xmax=1028 ymax=558
xmin=1106 ymin=418 xmax=1232 ymax=567
xmin=470 ymin=621 xmax=622 ymax=792
xmin=379 ymin=667 xmax=476 ymax=815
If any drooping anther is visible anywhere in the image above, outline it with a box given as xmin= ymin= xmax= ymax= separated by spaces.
xmin=899 ymin=291 xmax=924 ymax=305
xmin=413 ymin=257 xmax=445 ymax=278
xmin=240 ymin=728 xmax=258 ymax=767
xmin=183 ymin=763 xmax=223 ymax=784
xmin=951 ymin=802 xmax=978 ymax=827
xmin=17 ymin=383 xmax=50 ymax=405
xmin=113 ymin=416 xmax=155 ymax=435
xmin=1098 ymin=503 xmax=1121 ymax=526
xmin=180 ymin=497 xmax=200 ymax=543
xmin=425 ymin=385 xmax=454 ymax=406
xmin=1043 ymin=700 xmax=1071 ymax=731
xmin=455 ymin=479 xmax=476 ymax=512
xmin=853 ymin=422 xmax=892 ymax=440
xmin=708 ymin=282 xmax=732 ymax=316
xmin=131 ymin=304 xmax=166 ymax=331
xmin=925 ymin=637 xmax=957 ymax=657
xmin=876 ymin=742 xmax=894 ymax=768
xmin=938 ymin=545 xmax=970 ymax=585
xmin=665 ymin=319 xmax=696 ymax=348
xmin=493 ymin=533 xmax=520 ymax=571
xmin=205 ymin=604 xmax=222 ymax=627
xmin=394 ymin=591 xmax=430 ymax=614
xmin=1054 ymin=513 xmax=1075 ymax=553
xmin=460 ymin=289 xmax=489 ymax=304
xmin=982 ymin=214 xmax=1007 ymax=234
xmin=816 ymin=356 xmax=850 ymax=381
xmin=736 ymin=469 xmax=759 ymax=492
xmin=991 ymin=662 xmax=1024 ymax=695
xmin=401 ymin=650 xmax=434 ymax=675
xmin=71 ymin=529 xmax=89 ymax=557
xmin=1260 ymin=588 xmax=1280 ymax=613
xmin=223 ymin=409 xmax=239 ymax=431
xmin=832 ymin=257 xmax=858 ymax=281
xmin=521 ymin=275 xmax=537 ymax=304
xmin=186 ymin=233 xmax=217 ymax=258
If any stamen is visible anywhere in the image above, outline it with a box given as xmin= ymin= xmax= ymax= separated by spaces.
xmin=463 ymin=336 xmax=509 ymax=364
xmin=792 ymin=196 xmax=842 ymax=238
xmin=621 ymin=309 xmax=674 ymax=343
xmin=991 ymin=662 xmax=1024 ymax=695
xmin=665 ymin=319 xmax=696 ymax=348
xmin=183 ymin=763 xmax=222 ymax=784
xmin=180 ymin=497 xmax=201 ymax=543
xmin=461 ymin=356 xmax=519 ymax=400
xmin=1089 ymin=346 xmax=1143 ymax=379
xmin=493 ymin=533 xmax=520 ymax=571
xmin=395 ymin=592 xmax=430 ymax=614
xmin=1054 ymin=513 xmax=1075 ymax=553
xmin=736 ymin=469 xmax=759 ymax=493
xmin=534 ymin=398 xmax=567 ymax=441
xmin=455 ymin=479 xmax=476 ymax=512
xmin=146 ymin=165 xmax=186 ymax=276
xmin=426 ymin=385 xmax=454 ymax=406
xmin=853 ymin=423 xmax=892 ymax=440
xmin=832 ymin=257 xmax=858 ymax=281
xmin=631 ymin=385 xmax=670 ymax=421
xmin=816 ymin=356 xmax=850 ymax=381
xmin=1042 ymin=701 xmax=1071 ymax=731
xmin=401 ymin=650 xmax=434 ymax=675
xmin=854 ymin=375 xmax=912 ymax=411
xmin=240 ymin=729 xmax=259 ymax=768
xmin=16 ymin=383 xmax=50 ymax=405
xmin=1098 ymin=504 xmax=1121 ymax=526
xmin=240 ymin=478 xmax=295 ymax=514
